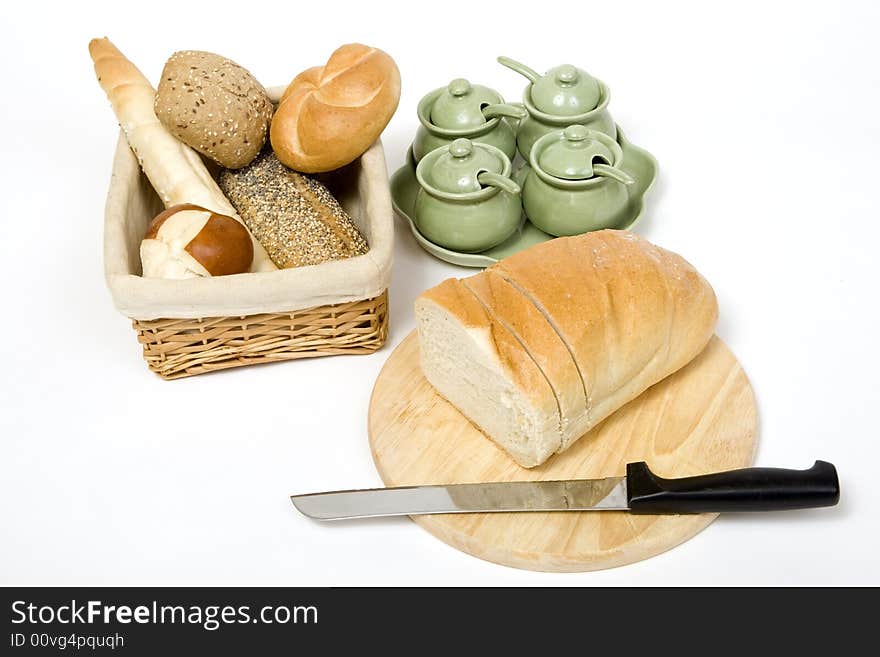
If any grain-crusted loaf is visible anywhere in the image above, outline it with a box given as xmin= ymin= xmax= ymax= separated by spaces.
xmin=415 ymin=230 xmax=718 ymax=468
xmin=218 ymin=150 xmax=369 ymax=268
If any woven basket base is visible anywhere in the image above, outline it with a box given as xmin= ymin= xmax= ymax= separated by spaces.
xmin=133 ymin=291 xmax=388 ymax=380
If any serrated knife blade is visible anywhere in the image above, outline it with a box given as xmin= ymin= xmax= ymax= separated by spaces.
xmin=290 ymin=476 xmax=628 ymax=520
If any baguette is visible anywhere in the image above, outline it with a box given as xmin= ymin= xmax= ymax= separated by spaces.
xmin=415 ymin=230 xmax=718 ymax=468
xmin=88 ymin=37 xmax=276 ymax=273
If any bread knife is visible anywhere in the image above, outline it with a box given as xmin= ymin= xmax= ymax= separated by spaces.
xmin=290 ymin=461 xmax=840 ymax=520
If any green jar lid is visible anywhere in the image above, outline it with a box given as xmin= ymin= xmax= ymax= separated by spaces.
xmin=420 ymin=138 xmax=508 ymax=194
xmin=530 ymin=64 xmax=601 ymax=116
xmin=429 ymin=79 xmax=504 ymax=130
xmin=535 ymin=125 xmax=618 ymax=180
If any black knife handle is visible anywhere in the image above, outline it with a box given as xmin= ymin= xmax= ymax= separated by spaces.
xmin=626 ymin=461 xmax=840 ymax=514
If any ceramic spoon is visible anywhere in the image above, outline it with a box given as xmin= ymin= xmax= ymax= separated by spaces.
xmin=592 ymin=163 xmax=635 ymax=185
xmin=497 ymin=56 xmax=543 ymax=84
xmin=548 ymin=156 xmax=635 ymax=186
xmin=481 ymin=103 xmax=528 ymax=121
xmin=477 ymin=171 xmax=521 ymax=195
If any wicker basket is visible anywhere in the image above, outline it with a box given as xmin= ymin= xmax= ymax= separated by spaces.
xmin=132 ymin=293 xmax=388 ymax=379
xmin=103 ymin=122 xmax=393 ymax=379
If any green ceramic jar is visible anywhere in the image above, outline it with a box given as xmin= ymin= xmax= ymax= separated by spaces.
xmin=414 ymin=138 xmax=522 ymax=252
xmin=498 ymin=57 xmax=617 ymax=160
xmin=522 ymin=125 xmax=634 ymax=236
xmin=413 ymin=79 xmax=526 ymax=162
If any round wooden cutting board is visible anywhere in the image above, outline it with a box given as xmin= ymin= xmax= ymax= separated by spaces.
xmin=368 ymin=331 xmax=758 ymax=572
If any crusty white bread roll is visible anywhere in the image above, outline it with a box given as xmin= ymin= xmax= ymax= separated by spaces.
xmin=141 ymin=204 xmax=253 ymax=279
xmin=270 ymin=43 xmax=400 ymax=173
xmin=88 ymin=37 xmax=276 ymax=274
xmin=415 ymin=230 xmax=719 ymax=468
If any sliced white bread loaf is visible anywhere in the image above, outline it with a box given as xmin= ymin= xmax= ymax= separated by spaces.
xmin=415 ymin=230 xmax=718 ymax=468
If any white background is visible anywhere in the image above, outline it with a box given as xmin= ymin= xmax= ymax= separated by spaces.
xmin=1 ymin=0 xmax=878 ymax=586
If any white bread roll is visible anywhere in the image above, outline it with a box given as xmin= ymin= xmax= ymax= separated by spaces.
xmin=88 ymin=37 xmax=276 ymax=274
xmin=270 ymin=43 xmax=400 ymax=173
xmin=415 ymin=230 xmax=719 ymax=468
xmin=141 ymin=204 xmax=253 ymax=279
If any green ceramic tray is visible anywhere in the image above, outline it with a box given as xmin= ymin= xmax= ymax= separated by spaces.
xmin=390 ymin=126 xmax=658 ymax=268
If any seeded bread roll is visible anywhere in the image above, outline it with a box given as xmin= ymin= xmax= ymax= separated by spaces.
xmin=218 ymin=151 xmax=369 ymax=268
xmin=155 ymin=51 xmax=273 ymax=169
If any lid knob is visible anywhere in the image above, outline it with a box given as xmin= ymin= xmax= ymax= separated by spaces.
xmin=447 ymin=78 xmax=472 ymax=97
xmin=563 ymin=125 xmax=589 ymax=142
xmin=556 ymin=65 xmax=579 ymax=84
xmin=449 ymin=138 xmax=474 ymax=158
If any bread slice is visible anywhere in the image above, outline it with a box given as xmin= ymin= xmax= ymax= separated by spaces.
xmin=462 ymin=270 xmax=587 ymax=437
xmin=417 ymin=230 xmax=718 ymax=468
xmin=489 ymin=270 xmax=593 ymax=451
xmin=415 ymin=279 xmax=560 ymax=467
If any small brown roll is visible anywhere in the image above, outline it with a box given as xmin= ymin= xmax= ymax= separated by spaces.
xmin=141 ymin=204 xmax=254 ymax=278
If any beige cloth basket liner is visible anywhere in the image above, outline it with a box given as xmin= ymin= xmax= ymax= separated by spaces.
xmin=103 ymin=121 xmax=394 ymax=320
